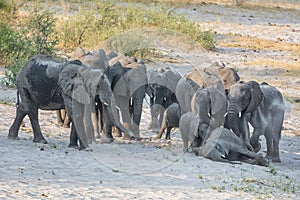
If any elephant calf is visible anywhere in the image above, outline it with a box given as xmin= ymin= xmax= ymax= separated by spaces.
xmin=179 ymin=112 xmax=209 ymax=152
xmin=194 ymin=127 xmax=269 ymax=167
xmin=156 ymin=103 xmax=180 ymax=140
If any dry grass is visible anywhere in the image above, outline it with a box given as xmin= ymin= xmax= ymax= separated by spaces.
xmin=243 ymin=59 xmax=300 ymax=71
xmin=220 ymin=35 xmax=300 ymax=56
xmin=124 ymin=0 xmax=300 ymax=9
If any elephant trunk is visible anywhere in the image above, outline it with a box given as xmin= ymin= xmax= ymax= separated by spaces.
xmin=108 ymin=97 xmax=134 ymax=137
xmin=199 ymin=100 xmax=210 ymax=125
xmin=227 ymin=99 xmax=241 ymax=135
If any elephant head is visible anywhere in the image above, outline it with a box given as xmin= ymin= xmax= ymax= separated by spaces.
xmin=191 ymin=87 xmax=227 ymax=137
xmin=227 ymin=81 xmax=263 ymax=142
xmin=179 ymin=112 xmax=209 ymax=152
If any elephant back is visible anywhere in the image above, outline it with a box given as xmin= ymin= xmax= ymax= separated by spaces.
xmin=185 ymin=69 xmax=207 ymax=88
xmin=204 ymin=62 xmax=240 ymax=90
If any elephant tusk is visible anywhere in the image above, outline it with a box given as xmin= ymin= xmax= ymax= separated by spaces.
xmin=103 ymin=102 xmax=109 ymax=106
xmin=239 ymin=112 xmax=242 ymax=118
xmin=208 ymin=113 xmax=211 ymax=118
xmin=224 ymin=112 xmax=228 ymax=117
xmin=221 ymin=154 xmax=226 ymax=159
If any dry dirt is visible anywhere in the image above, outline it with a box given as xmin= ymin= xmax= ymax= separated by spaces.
xmin=0 ymin=2 xmax=300 ymax=200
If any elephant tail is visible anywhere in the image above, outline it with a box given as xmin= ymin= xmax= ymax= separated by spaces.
xmin=16 ymin=91 xmax=20 ymax=107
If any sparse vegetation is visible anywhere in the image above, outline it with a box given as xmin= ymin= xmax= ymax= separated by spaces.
xmin=1 ymin=0 xmax=216 ymax=85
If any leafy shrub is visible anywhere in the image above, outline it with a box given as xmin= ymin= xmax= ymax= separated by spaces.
xmin=1 ymin=8 xmax=58 ymax=86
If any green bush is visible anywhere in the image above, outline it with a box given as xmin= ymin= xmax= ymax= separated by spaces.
xmin=1 ymin=8 xmax=58 ymax=86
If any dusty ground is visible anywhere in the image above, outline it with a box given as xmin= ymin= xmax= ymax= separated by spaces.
xmin=0 ymin=2 xmax=300 ymax=200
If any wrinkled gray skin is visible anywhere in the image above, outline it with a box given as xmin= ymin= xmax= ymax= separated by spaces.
xmin=227 ymin=81 xmax=285 ymax=162
xmin=104 ymin=57 xmax=148 ymax=139
xmin=194 ymin=127 xmax=269 ymax=167
xmin=147 ymin=68 xmax=181 ymax=131
xmin=56 ymin=47 xmax=109 ymax=131
xmin=191 ymin=86 xmax=227 ymax=140
xmin=8 ymin=55 xmax=132 ymax=150
xmin=156 ymin=103 xmax=180 ymax=140
xmin=179 ymin=112 xmax=209 ymax=152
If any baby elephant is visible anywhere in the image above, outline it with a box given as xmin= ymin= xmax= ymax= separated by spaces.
xmin=179 ymin=112 xmax=209 ymax=152
xmin=194 ymin=127 xmax=269 ymax=167
xmin=156 ymin=103 xmax=180 ymax=140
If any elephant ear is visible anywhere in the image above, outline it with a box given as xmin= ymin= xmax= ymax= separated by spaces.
xmin=208 ymin=87 xmax=226 ymax=116
xmin=110 ymin=62 xmax=128 ymax=97
xmin=245 ymin=81 xmax=263 ymax=113
xmin=189 ymin=117 xmax=201 ymax=141
xmin=60 ymin=64 xmax=102 ymax=104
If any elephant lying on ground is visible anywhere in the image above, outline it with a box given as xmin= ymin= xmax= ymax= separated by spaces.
xmin=8 ymin=55 xmax=132 ymax=150
xmin=156 ymin=103 xmax=180 ymax=140
xmin=194 ymin=127 xmax=269 ymax=167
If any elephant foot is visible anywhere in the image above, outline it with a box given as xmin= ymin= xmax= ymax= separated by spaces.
xmin=7 ymin=133 xmax=20 ymax=140
xmin=68 ymin=143 xmax=79 ymax=149
xmin=251 ymin=142 xmax=261 ymax=153
xmin=271 ymin=157 xmax=281 ymax=163
xmin=33 ymin=137 xmax=48 ymax=144
xmin=57 ymin=122 xmax=63 ymax=127
xmin=100 ymin=138 xmax=114 ymax=144
xmin=79 ymin=146 xmax=93 ymax=151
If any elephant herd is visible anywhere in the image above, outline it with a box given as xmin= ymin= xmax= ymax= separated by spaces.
xmin=8 ymin=48 xmax=285 ymax=167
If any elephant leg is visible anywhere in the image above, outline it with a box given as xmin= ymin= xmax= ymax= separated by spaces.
xmin=63 ymin=111 xmax=71 ymax=128
xmin=231 ymin=146 xmax=269 ymax=166
xmin=149 ymin=104 xmax=160 ymax=132
xmin=165 ymin=127 xmax=172 ymax=140
xmin=250 ymin=129 xmax=262 ymax=153
xmin=68 ymin=123 xmax=79 ymax=149
xmin=8 ymin=104 xmax=27 ymax=140
xmin=181 ymin=134 xmax=189 ymax=152
xmin=131 ymin=94 xmax=145 ymax=138
xmin=100 ymin=104 xmax=114 ymax=143
xmin=83 ymin=103 xmax=95 ymax=144
xmin=27 ymin=109 xmax=47 ymax=144
xmin=72 ymin=101 xmax=89 ymax=150
xmin=156 ymin=124 xmax=166 ymax=139
xmin=56 ymin=110 xmax=64 ymax=127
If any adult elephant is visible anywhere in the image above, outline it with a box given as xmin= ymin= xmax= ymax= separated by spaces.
xmin=55 ymin=47 xmax=109 ymax=129
xmin=227 ymin=81 xmax=285 ymax=162
xmin=147 ymin=68 xmax=181 ymax=131
xmin=8 ymin=55 xmax=132 ymax=150
xmin=176 ymin=67 xmax=224 ymax=114
xmin=104 ymin=58 xmax=148 ymax=139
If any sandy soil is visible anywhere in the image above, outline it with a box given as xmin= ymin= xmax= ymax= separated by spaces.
xmin=0 ymin=2 xmax=300 ymax=200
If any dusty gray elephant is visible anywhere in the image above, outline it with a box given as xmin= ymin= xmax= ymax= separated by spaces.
xmin=8 ymin=55 xmax=132 ymax=150
xmin=176 ymin=67 xmax=224 ymax=115
xmin=227 ymin=81 xmax=285 ymax=162
xmin=191 ymin=86 xmax=227 ymax=136
xmin=104 ymin=56 xmax=148 ymax=139
xmin=204 ymin=61 xmax=240 ymax=94
xmin=156 ymin=103 xmax=180 ymax=140
xmin=194 ymin=127 xmax=269 ymax=167
xmin=70 ymin=47 xmax=109 ymax=70
xmin=147 ymin=68 xmax=182 ymax=131
xmin=179 ymin=112 xmax=209 ymax=152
